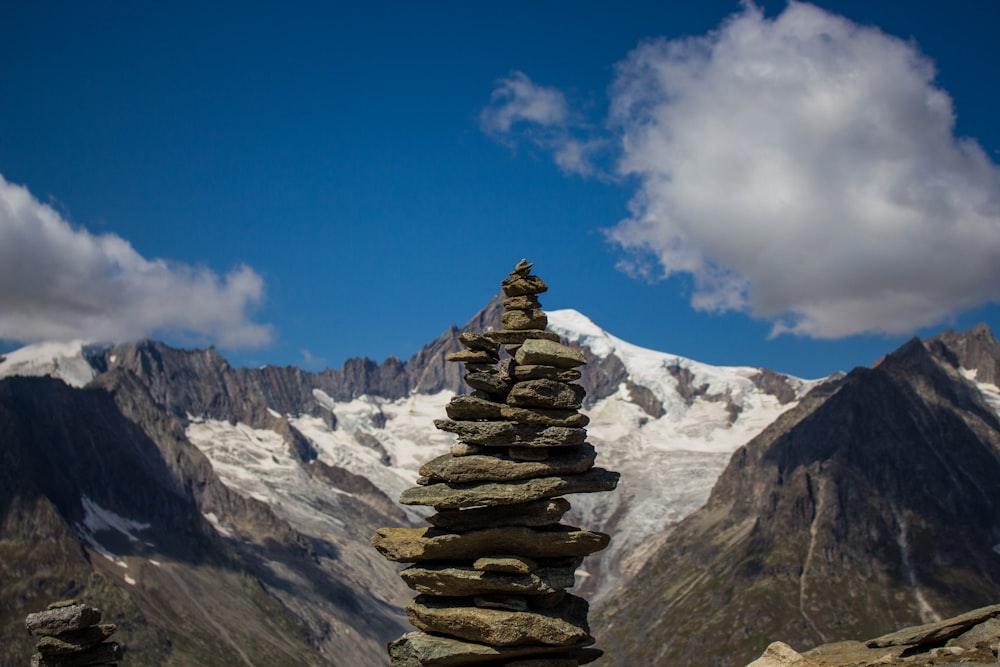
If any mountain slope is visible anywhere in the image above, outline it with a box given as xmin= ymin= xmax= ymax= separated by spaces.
xmin=594 ymin=328 xmax=1000 ymax=667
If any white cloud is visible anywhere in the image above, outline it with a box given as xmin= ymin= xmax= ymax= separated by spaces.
xmin=0 ymin=174 xmax=273 ymax=347
xmin=480 ymin=70 xmax=569 ymax=134
xmin=604 ymin=2 xmax=1000 ymax=338
xmin=481 ymin=71 xmax=604 ymax=177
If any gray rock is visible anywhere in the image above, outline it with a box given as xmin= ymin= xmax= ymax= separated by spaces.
xmin=445 ymin=395 xmax=504 ymax=420
xmin=475 ymin=556 xmax=538 ymax=573
xmin=400 ymin=563 xmax=574 ymax=597
xmin=867 ymin=603 xmax=1000 ymax=648
xmin=406 ymin=593 xmax=589 ymax=646
xmin=418 ymin=444 xmax=596 ymax=484
xmin=25 ymin=605 xmax=102 ymax=637
xmin=465 ymin=363 xmax=514 ymax=397
xmin=513 ymin=365 xmax=582 ymax=382
xmin=450 ymin=442 xmax=489 ymax=456
xmin=482 ymin=330 xmax=561 ymax=345
xmin=509 ymin=447 xmax=551 ymax=461
xmin=36 ymin=624 xmax=117 ymax=654
xmin=31 ymin=642 xmax=122 ymax=667
xmin=515 ymin=339 xmax=586 ymax=369
xmin=500 ymin=405 xmax=589 ymax=428
xmin=503 ymin=309 xmax=548 ymax=331
xmin=507 ymin=379 xmax=585 ymax=410
xmin=387 ymin=631 xmax=592 ymax=667
xmin=445 ymin=349 xmax=497 ymax=363
xmin=458 ymin=332 xmax=500 ymax=354
xmin=427 ymin=498 xmax=572 ymax=531
xmin=435 ymin=419 xmax=586 ymax=447
xmin=501 ymin=275 xmax=549 ymax=298
xmin=371 ymin=525 xmax=611 ymax=562
xmin=399 ymin=467 xmax=620 ymax=509
xmin=504 ymin=295 xmax=542 ymax=310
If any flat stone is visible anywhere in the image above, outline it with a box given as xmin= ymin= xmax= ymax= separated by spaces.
xmin=36 ymin=624 xmax=116 ymax=654
xmin=482 ymin=330 xmax=561 ymax=345
xmin=387 ymin=631 xmax=593 ymax=667
xmin=475 ymin=556 xmax=538 ymax=573
xmin=745 ymin=642 xmax=820 ymax=667
xmin=31 ymin=642 xmax=122 ymax=667
xmin=515 ymin=339 xmax=586 ymax=369
xmin=427 ymin=498 xmax=572 ymax=531
xmin=399 ymin=467 xmax=619 ymax=509
xmin=400 ymin=563 xmax=575 ymax=597
xmin=866 ymin=603 xmax=1000 ymax=648
xmin=504 ymin=295 xmax=541 ymax=310
xmin=502 ymin=274 xmax=548 ymax=297
xmin=500 ymin=405 xmax=589 ymax=428
xmin=513 ymin=366 xmax=582 ymax=382
xmin=406 ymin=593 xmax=589 ymax=646
xmin=509 ymin=447 xmax=550 ymax=461
xmin=46 ymin=600 xmax=78 ymax=610
xmin=508 ymin=379 xmax=585 ymax=410
xmin=445 ymin=396 xmax=505 ymax=420
xmin=465 ymin=364 xmax=514 ymax=397
xmin=451 ymin=442 xmax=489 ymax=456
xmin=25 ymin=605 xmax=102 ymax=637
xmin=458 ymin=332 xmax=500 ymax=354
xmin=435 ymin=420 xmax=586 ymax=447
xmin=503 ymin=309 xmax=548 ymax=331
xmin=371 ymin=524 xmax=611 ymax=562
xmin=446 ymin=349 xmax=497 ymax=363
xmin=418 ymin=444 xmax=596 ymax=484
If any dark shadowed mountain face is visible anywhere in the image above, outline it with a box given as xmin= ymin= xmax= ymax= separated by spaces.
xmin=0 ymin=370 xmax=411 ymax=666
xmin=594 ymin=327 xmax=1000 ymax=667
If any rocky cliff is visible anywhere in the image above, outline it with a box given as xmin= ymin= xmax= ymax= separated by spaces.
xmin=594 ymin=326 xmax=1000 ymax=667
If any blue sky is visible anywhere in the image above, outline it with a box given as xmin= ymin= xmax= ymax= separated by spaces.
xmin=2 ymin=1 xmax=999 ymax=379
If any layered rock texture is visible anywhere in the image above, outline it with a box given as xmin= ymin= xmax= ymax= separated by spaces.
xmin=372 ymin=260 xmax=619 ymax=666
xmin=746 ymin=603 xmax=1000 ymax=666
xmin=595 ymin=329 xmax=1000 ymax=666
xmin=25 ymin=600 xmax=121 ymax=666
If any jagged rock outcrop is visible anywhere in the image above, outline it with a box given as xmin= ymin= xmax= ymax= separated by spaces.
xmin=372 ymin=260 xmax=619 ymax=666
xmin=25 ymin=600 xmax=121 ymax=666
xmin=594 ymin=330 xmax=1000 ymax=667
xmin=745 ymin=602 xmax=1000 ymax=666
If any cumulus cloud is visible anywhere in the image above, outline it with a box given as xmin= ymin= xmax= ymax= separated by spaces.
xmin=0 ymin=174 xmax=273 ymax=347
xmin=604 ymin=2 xmax=1000 ymax=338
xmin=481 ymin=71 xmax=603 ymax=177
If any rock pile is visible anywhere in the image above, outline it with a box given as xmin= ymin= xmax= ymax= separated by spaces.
xmin=24 ymin=600 xmax=121 ymax=666
xmin=372 ymin=259 xmax=620 ymax=667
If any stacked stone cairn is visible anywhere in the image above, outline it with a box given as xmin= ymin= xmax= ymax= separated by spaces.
xmin=372 ymin=259 xmax=620 ymax=667
xmin=24 ymin=600 xmax=121 ymax=666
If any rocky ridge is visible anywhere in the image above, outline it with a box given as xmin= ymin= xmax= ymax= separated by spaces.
xmin=372 ymin=260 xmax=619 ymax=666
xmin=594 ymin=327 xmax=1000 ymax=667
xmin=746 ymin=603 xmax=1000 ymax=666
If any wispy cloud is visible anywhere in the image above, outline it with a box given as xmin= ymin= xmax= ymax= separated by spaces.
xmin=488 ymin=2 xmax=1000 ymax=339
xmin=480 ymin=71 xmax=604 ymax=177
xmin=0 ymin=174 xmax=273 ymax=347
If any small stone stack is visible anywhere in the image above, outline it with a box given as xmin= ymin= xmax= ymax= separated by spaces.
xmin=24 ymin=600 xmax=121 ymax=667
xmin=372 ymin=260 xmax=619 ymax=667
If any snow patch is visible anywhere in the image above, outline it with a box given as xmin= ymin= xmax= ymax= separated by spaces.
xmin=962 ymin=368 xmax=1000 ymax=416
xmin=0 ymin=341 xmax=99 ymax=387
xmin=124 ymin=574 xmax=137 ymax=585
xmin=74 ymin=496 xmax=149 ymax=566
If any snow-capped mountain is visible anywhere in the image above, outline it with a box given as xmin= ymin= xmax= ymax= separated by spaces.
xmin=0 ymin=302 xmax=818 ymax=610
xmin=4 ymin=298 xmax=1000 ymax=666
